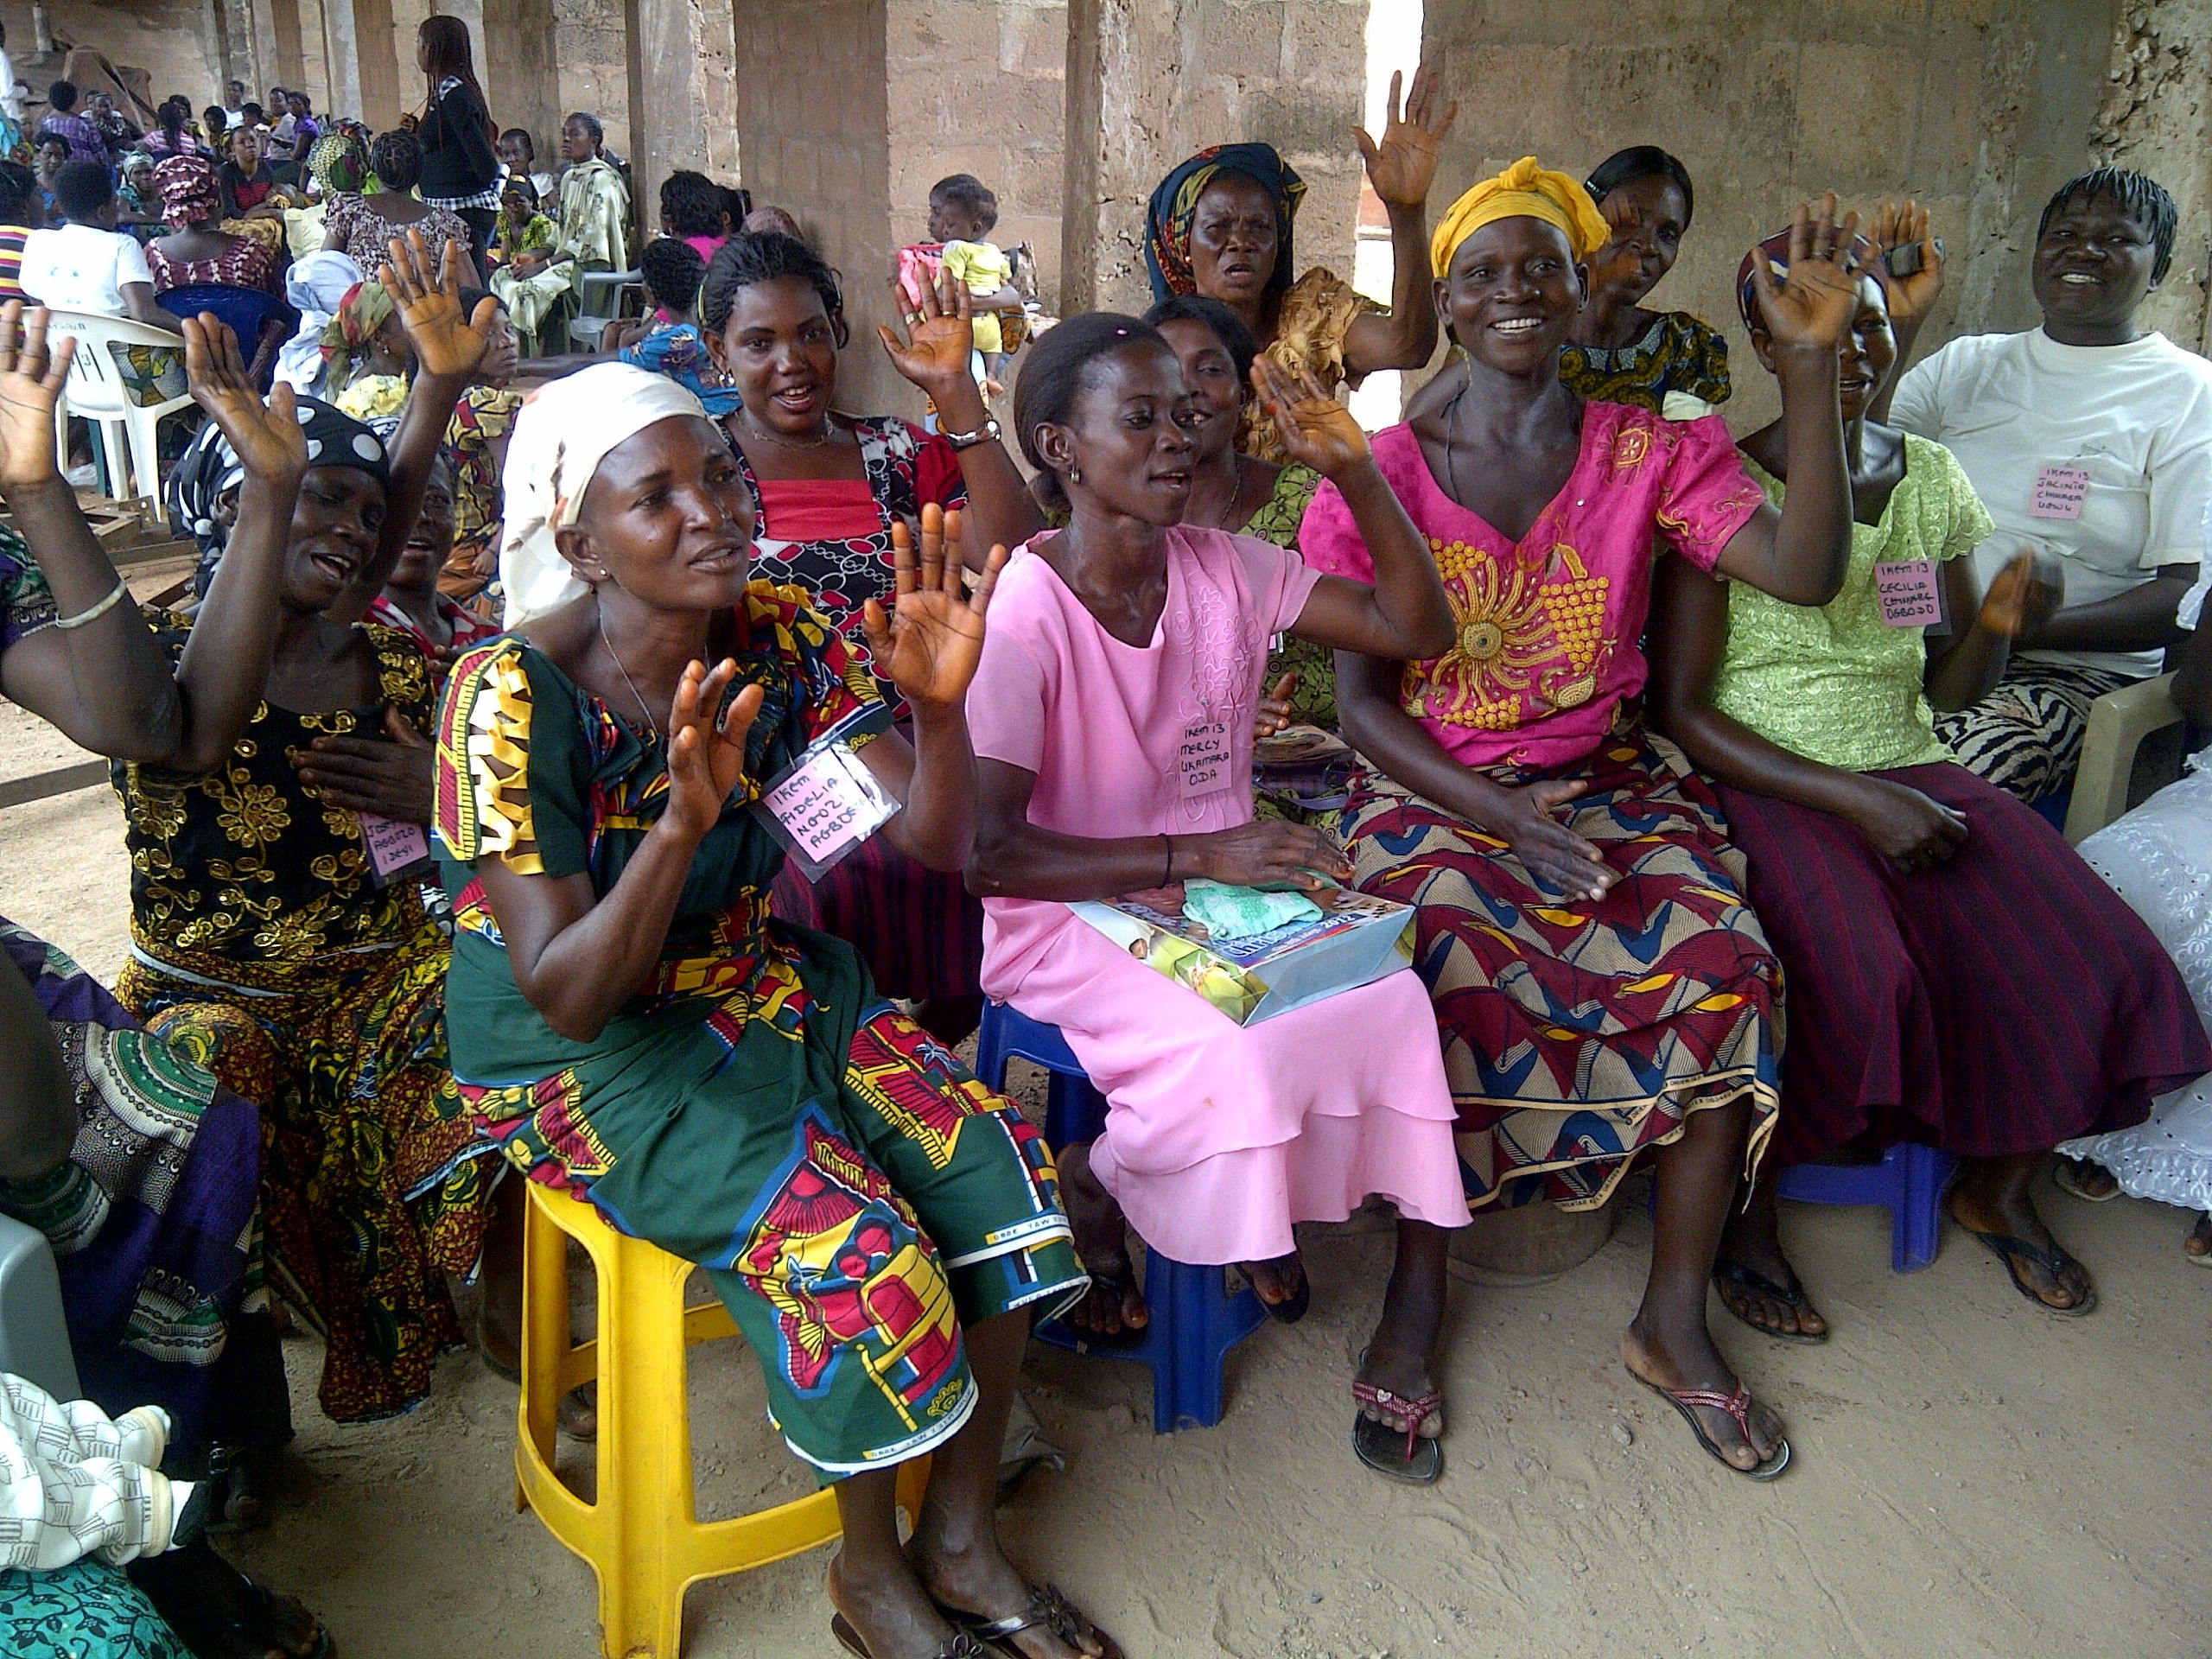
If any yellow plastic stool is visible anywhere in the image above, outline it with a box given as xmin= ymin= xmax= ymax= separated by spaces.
xmin=516 ymin=1179 xmax=928 ymax=1658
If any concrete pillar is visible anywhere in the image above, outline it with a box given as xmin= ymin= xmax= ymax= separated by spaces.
xmin=623 ymin=0 xmax=740 ymax=246
xmin=1058 ymin=0 xmax=1194 ymax=315
xmin=296 ymin=0 xmax=333 ymax=117
xmin=321 ymin=0 xmax=404 ymax=126
xmin=449 ymin=0 xmax=560 ymax=156
xmin=257 ymin=0 xmax=308 ymax=93
xmin=2093 ymin=0 xmax=2212 ymax=353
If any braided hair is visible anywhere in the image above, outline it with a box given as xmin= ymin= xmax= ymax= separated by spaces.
xmin=2038 ymin=166 xmax=2178 ymax=283
xmin=700 ymin=231 xmax=845 ymax=335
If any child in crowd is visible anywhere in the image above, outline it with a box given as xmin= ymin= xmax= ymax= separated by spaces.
xmin=658 ymin=168 xmax=728 ymax=268
xmin=924 ymin=172 xmax=1020 ymax=395
xmin=497 ymin=125 xmax=556 ymax=204
xmin=490 ymin=174 xmax=555 ymax=268
xmin=616 ymin=236 xmax=740 ymax=415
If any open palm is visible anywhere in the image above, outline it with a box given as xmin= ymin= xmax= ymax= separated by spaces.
xmin=1254 ymin=356 xmax=1369 ymax=478
xmin=1871 ymin=199 xmax=1944 ymax=324
xmin=383 ymin=229 xmax=497 ymax=380
xmin=182 ymin=313 xmax=308 ymax=481
xmin=1353 ymin=65 xmax=1458 ymax=210
xmin=0 ymin=303 xmax=72 ymax=491
xmin=879 ymin=264 xmax=975 ymax=391
xmin=861 ymin=506 xmax=1007 ymax=708
xmin=663 ymin=658 xmax=766 ymax=838
xmin=1748 ymin=194 xmax=1863 ymax=355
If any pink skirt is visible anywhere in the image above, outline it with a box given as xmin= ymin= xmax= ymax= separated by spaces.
xmin=988 ymin=916 xmax=1469 ymax=1264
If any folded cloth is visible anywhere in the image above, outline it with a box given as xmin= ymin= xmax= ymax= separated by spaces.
xmin=1181 ymin=878 xmax=1321 ymax=940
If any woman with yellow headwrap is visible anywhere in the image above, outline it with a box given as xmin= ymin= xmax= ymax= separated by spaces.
xmin=1300 ymin=168 xmax=1866 ymax=1483
xmin=1142 ymin=65 xmax=1458 ymax=463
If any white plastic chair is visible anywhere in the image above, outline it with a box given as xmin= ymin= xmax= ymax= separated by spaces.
xmin=43 ymin=308 xmax=191 ymax=504
xmin=570 ymin=267 xmax=643 ymax=350
xmin=2064 ymin=672 xmax=2184 ymax=843
xmin=0 ymin=1211 xmax=79 ymax=1402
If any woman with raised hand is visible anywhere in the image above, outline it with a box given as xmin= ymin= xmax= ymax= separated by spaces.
xmin=113 ymin=233 xmax=506 ymax=1428
xmin=967 ymin=314 xmax=1471 ymax=1483
xmin=1645 ymin=229 xmax=2209 ymax=1337
xmin=0 ymin=301 xmax=328 ymax=1657
xmin=1312 ymin=163 xmax=1862 ymax=1481
xmin=439 ymin=362 xmax=1110 ymax=1659
xmin=1142 ymin=65 xmax=1456 ymax=462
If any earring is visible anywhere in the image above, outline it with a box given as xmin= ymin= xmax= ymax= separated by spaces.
xmin=1069 ymin=466 xmax=1082 ymax=483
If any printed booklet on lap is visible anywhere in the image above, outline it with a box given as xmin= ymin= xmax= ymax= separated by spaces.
xmin=1071 ymin=883 xmax=1415 ymax=1025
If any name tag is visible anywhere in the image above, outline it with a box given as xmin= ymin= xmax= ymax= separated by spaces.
xmin=2028 ymin=465 xmax=2089 ymax=520
xmin=357 ymin=812 xmax=432 ymax=884
xmin=754 ymin=737 xmax=900 ymax=877
xmin=1177 ymin=716 xmax=1233 ymax=802
xmin=1872 ymin=557 xmax=1943 ymax=627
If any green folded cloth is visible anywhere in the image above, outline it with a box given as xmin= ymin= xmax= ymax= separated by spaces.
xmin=1182 ymin=878 xmax=1323 ymax=940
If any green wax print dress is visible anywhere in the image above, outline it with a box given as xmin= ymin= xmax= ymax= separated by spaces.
xmin=433 ymin=584 xmax=1083 ymax=1478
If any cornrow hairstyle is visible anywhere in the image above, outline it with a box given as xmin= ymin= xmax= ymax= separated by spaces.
xmin=1584 ymin=145 xmax=1695 ymax=232
xmin=1141 ymin=293 xmax=1261 ymax=389
xmin=700 ymin=231 xmax=845 ymax=334
xmin=369 ymin=129 xmax=423 ymax=193
xmin=2039 ymin=165 xmax=2178 ymax=284
xmin=565 ymin=111 xmax=603 ymax=150
xmin=659 ymin=169 xmax=726 ymax=238
xmin=932 ymin=171 xmax=999 ymax=234
xmin=1011 ymin=311 xmax=1173 ymax=514
xmin=641 ymin=235 xmax=707 ymax=315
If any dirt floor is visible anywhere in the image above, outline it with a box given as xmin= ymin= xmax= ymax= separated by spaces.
xmin=4 ymin=679 xmax=2209 ymax=1659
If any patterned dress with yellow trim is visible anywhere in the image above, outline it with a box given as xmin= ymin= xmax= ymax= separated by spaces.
xmin=111 ymin=615 xmax=498 ymax=1424
xmin=432 ymin=587 xmax=1082 ymax=1479
xmin=1298 ymin=410 xmax=1785 ymax=1209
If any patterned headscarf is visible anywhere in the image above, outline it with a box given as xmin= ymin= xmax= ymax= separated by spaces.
xmin=1734 ymin=224 xmax=1878 ymax=335
xmin=152 ymin=154 xmax=221 ymax=229
xmin=1429 ymin=156 xmax=1612 ymax=279
xmin=307 ymin=128 xmax=368 ymax=197
xmin=1144 ymin=143 xmax=1306 ymax=303
xmin=319 ymin=279 xmax=396 ymax=378
xmin=175 ymin=396 xmax=391 ymax=598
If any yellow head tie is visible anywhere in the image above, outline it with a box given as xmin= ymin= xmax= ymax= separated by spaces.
xmin=1429 ymin=156 xmax=1612 ymax=278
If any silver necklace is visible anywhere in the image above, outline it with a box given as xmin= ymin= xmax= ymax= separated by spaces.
xmin=596 ymin=610 xmax=661 ymax=739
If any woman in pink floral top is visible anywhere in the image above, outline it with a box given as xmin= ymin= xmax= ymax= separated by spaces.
xmin=1306 ymin=163 xmax=1861 ymax=1482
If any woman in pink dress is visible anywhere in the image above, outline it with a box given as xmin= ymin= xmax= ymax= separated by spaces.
xmin=967 ymin=312 xmax=1471 ymax=1482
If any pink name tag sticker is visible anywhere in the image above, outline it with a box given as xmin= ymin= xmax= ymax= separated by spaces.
xmin=2029 ymin=465 xmax=2089 ymax=520
xmin=1872 ymin=557 xmax=1943 ymax=627
xmin=357 ymin=812 xmax=432 ymax=884
xmin=1177 ymin=716 xmax=1233 ymax=802
xmin=754 ymin=738 xmax=900 ymax=879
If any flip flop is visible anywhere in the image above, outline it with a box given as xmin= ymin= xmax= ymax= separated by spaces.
xmin=2052 ymin=1160 xmax=2120 ymax=1203
xmin=1055 ymin=1268 xmax=1150 ymax=1351
xmin=1637 ymin=1376 xmax=1790 ymax=1482
xmin=1351 ymin=1382 xmax=1443 ymax=1484
xmin=942 ymin=1583 xmax=1127 ymax=1659
xmin=1959 ymin=1224 xmax=2098 ymax=1316
xmin=1237 ymin=1261 xmax=1311 ymax=1325
xmin=1711 ymin=1258 xmax=1829 ymax=1344
xmin=830 ymin=1613 xmax=992 ymax=1659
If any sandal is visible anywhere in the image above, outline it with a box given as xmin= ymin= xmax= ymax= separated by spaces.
xmin=830 ymin=1613 xmax=992 ymax=1659
xmin=1711 ymin=1258 xmax=1829 ymax=1345
xmin=165 ymin=1578 xmax=334 ymax=1659
xmin=1958 ymin=1224 xmax=2097 ymax=1316
xmin=1350 ymin=1382 xmax=1443 ymax=1484
xmin=1238 ymin=1261 xmax=1311 ymax=1325
xmin=1055 ymin=1268 xmax=1149 ymax=1352
xmin=1637 ymin=1376 xmax=1790 ymax=1482
xmin=943 ymin=1582 xmax=1125 ymax=1659
xmin=2052 ymin=1160 xmax=2120 ymax=1203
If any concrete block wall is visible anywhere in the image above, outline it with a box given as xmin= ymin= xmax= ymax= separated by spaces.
xmin=2094 ymin=0 xmax=2212 ymax=353
xmin=0 ymin=1 xmax=221 ymax=111
xmin=887 ymin=0 xmax=1069 ymax=307
xmin=1419 ymin=0 xmax=2125 ymax=429
xmin=555 ymin=0 xmax=632 ymax=158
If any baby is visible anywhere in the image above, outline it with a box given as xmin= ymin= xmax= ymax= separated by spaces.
xmin=923 ymin=172 xmax=1021 ymax=397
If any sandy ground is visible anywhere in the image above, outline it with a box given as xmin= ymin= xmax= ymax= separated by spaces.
xmin=4 ymin=688 xmax=2209 ymax=1659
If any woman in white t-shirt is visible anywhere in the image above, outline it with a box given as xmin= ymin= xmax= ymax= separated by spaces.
xmin=1885 ymin=167 xmax=2212 ymax=805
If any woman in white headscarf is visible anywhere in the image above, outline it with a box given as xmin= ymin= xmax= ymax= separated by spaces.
xmin=273 ymin=249 xmax=362 ymax=398
xmin=436 ymin=364 xmax=1117 ymax=1659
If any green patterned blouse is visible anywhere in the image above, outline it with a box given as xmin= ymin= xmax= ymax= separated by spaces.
xmin=1713 ymin=435 xmax=1993 ymax=773
xmin=1250 ymin=464 xmax=1332 ymax=726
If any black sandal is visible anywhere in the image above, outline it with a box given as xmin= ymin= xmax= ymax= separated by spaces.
xmin=1057 ymin=1268 xmax=1149 ymax=1351
xmin=1959 ymin=1225 xmax=2097 ymax=1316
xmin=1711 ymin=1258 xmax=1829 ymax=1344
xmin=943 ymin=1583 xmax=1125 ymax=1659
xmin=830 ymin=1613 xmax=993 ymax=1659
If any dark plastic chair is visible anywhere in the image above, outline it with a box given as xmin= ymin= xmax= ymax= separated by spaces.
xmin=973 ymin=1001 xmax=1266 ymax=1433
xmin=1777 ymin=1143 xmax=1958 ymax=1273
xmin=156 ymin=283 xmax=294 ymax=380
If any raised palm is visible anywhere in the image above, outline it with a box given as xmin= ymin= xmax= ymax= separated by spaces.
xmin=383 ymin=229 xmax=497 ymax=380
xmin=663 ymin=658 xmax=766 ymax=838
xmin=1871 ymin=199 xmax=1944 ymax=323
xmin=1748 ymin=194 xmax=1863 ymax=355
xmin=861 ymin=505 xmax=1006 ymax=709
xmin=1352 ymin=65 xmax=1458 ymax=211
xmin=1254 ymin=356 xmax=1369 ymax=479
xmin=878 ymin=264 xmax=975 ymax=391
xmin=181 ymin=313 xmax=308 ymax=480
xmin=0 ymin=302 xmax=72 ymax=491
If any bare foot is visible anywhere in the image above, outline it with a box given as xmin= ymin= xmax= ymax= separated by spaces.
xmin=912 ymin=1535 xmax=1112 ymax=1659
xmin=1947 ymin=1186 xmax=2093 ymax=1310
xmin=2189 ymin=1211 xmax=2211 ymax=1262
xmin=1058 ymin=1141 xmax=1147 ymax=1340
xmin=1713 ymin=1201 xmax=1827 ymax=1340
xmin=1621 ymin=1318 xmax=1784 ymax=1474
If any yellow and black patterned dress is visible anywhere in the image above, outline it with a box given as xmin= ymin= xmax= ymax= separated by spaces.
xmin=1560 ymin=309 xmax=1732 ymax=418
xmin=111 ymin=614 xmax=497 ymax=1424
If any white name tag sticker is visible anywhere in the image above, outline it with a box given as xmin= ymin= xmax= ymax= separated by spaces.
xmin=357 ymin=812 xmax=432 ymax=884
xmin=1177 ymin=716 xmax=1233 ymax=802
xmin=2028 ymin=465 xmax=2089 ymax=521
xmin=753 ymin=737 xmax=900 ymax=878
xmin=1872 ymin=557 xmax=1943 ymax=627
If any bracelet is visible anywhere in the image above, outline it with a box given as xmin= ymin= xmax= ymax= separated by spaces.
xmin=51 ymin=575 xmax=128 ymax=631
xmin=1159 ymin=833 xmax=1174 ymax=887
xmin=938 ymin=416 xmax=1001 ymax=452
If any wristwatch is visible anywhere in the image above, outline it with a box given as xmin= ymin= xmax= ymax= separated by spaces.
xmin=938 ymin=416 xmax=1001 ymax=451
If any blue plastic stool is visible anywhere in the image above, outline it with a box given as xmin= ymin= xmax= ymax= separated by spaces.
xmin=973 ymin=1001 xmax=1267 ymax=1433
xmin=1776 ymin=1143 xmax=1958 ymax=1273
